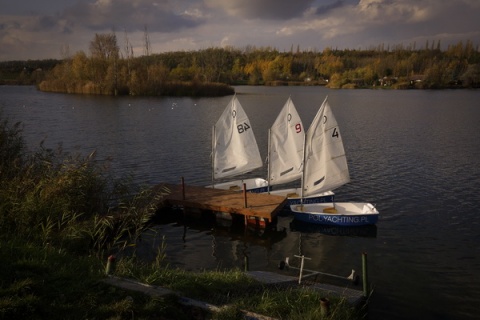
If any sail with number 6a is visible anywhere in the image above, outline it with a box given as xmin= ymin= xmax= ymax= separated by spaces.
xmin=212 ymin=95 xmax=263 ymax=184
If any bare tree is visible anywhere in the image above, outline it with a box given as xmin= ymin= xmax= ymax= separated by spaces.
xmin=89 ymin=33 xmax=119 ymax=60
xmin=88 ymin=33 xmax=119 ymax=93
xmin=123 ymin=29 xmax=134 ymax=60
xmin=60 ymin=43 xmax=71 ymax=60
xmin=143 ymin=25 xmax=151 ymax=56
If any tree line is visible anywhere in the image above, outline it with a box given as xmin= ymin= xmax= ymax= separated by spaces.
xmin=2 ymin=33 xmax=480 ymax=95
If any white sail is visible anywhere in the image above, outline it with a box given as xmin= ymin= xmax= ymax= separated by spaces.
xmin=268 ymin=97 xmax=304 ymax=186
xmin=213 ymin=95 xmax=263 ymax=180
xmin=302 ymin=97 xmax=350 ymax=197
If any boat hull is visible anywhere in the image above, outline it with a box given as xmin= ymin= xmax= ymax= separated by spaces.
xmin=289 ymin=220 xmax=377 ymax=237
xmin=291 ymin=202 xmax=379 ymax=226
xmin=208 ymin=178 xmax=270 ymax=193
xmin=269 ymin=188 xmax=334 ymax=205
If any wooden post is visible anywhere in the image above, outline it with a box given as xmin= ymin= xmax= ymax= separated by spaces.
xmin=362 ymin=252 xmax=369 ymax=297
xmin=320 ymin=298 xmax=330 ymax=317
xmin=243 ymin=183 xmax=247 ymax=208
xmin=181 ymin=177 xmax=185 ymax=200
xmin=105 ymin=255 xmax=116 ymax=275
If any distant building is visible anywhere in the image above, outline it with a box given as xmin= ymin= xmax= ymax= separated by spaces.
xmin=409 ymin=75 xmax=425 ymax=85
xmin=379 ymin=76 xmax=398 ymax=86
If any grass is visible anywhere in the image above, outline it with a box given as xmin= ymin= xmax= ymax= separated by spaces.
xmin=0 ymin=238 xmax=365 ymax=320
xmin=112 ymin=255 xmax=365 ymax=320
xmin=0 ymin=237 xmax=223 ymax=320
xmin=0 ymin=239 xmax=193 ymax=320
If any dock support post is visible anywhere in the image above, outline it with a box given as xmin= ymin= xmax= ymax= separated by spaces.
xmin=181 ymin=177 xmax=185 ymax=200
xmin=105 ymin=255 xmax=116 ymax=275
xmin=362 ymin=252 xmax=369 ymax=297
xmin=243 ymin=183 xmax=247 ymax=208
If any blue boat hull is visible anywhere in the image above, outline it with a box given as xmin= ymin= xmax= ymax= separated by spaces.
xmin=289 ymin=220 xmax=378 ymax=237
xmin=294 ymin=212 xmax=378 ymax=226
xmin=249 ymin=186 xmax=271 ymax=193
xmin=269 ymin=188 xmax=335 ymax=206
xmin=287 ymin=194 xmax=334 ymax=205
xmin=208 ymin=178 xmax=270 ymax=193
xmin=291 ymin=202 xmax=379 ymax=227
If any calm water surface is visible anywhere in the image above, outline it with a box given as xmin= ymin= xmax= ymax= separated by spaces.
xmin=1 ymin=85 xmax=480 ymax=320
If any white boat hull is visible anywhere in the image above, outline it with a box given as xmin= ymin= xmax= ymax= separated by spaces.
xmin=291 ymin=202 xmax=379 ymax=226
xmin=269 ymin=188 xmax=334 ymax=205
xmin=208 ymin=178 xmax=270 ymax=193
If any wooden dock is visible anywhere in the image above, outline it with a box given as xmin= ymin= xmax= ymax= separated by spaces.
xmin=154 ymin=183 xmax=288 ymax=226
xmin=245 ymin=271 xmax=365 ymax=306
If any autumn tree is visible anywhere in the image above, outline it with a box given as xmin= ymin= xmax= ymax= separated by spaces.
xmin=460 ymin=64 xmax=480 ymax=87
xmin=314 ymin=48 xmax=344 ymax=79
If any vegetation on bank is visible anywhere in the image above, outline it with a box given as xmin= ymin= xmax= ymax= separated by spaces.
xmin=1 ymin=33 xmax=480 ymax=94
xmin=0 ymin=115 xmax=365 ymax=319
xmin=0 ymin=59 xmax=59 ymax=86
xmin=1 ymin=239 xmax=363 ymax=320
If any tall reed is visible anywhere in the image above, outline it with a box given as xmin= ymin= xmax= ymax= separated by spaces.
xmin=0 ymin=114 xmax=163 ymax=256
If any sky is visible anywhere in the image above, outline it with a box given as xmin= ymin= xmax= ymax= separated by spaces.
xmin=1 ymin=0 xmax=480 ymax=61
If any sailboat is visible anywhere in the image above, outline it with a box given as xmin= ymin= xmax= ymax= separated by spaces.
xmin=209 ymin=95 xmax=269 ymax=192
xmin=267 ymin=97 xmax=334 ymax=204
xmin=290 ymin=97 xmax=379 ymax=226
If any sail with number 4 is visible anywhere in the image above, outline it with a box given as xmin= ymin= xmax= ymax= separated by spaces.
xmin=212 ymin=95 xmax=263 ymax=182
xmin=291 ymin=96 xmax=379 ymax=227
xmin=268 ymin=97 xmax=304 ymax=186
xmin=301 ymin=96 xmax=350 ymax=197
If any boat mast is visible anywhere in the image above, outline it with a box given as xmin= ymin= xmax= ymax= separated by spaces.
xmin=211 ymin=125 xmax=216 ymax=189
xmin=267 ymin=128 xmax=272 ymax=194
xmin=299 ymin=130 xmax=307 ymax=207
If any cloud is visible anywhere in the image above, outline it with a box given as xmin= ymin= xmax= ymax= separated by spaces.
xmin=275 ymin=0 xmax=480 ymax=50
xmin=315 ymin=0 xmax=351 ymax=15
xmin=0 ymin=0 xmax=479 ymax=60
xmin=205 ymin=0 xmax=315 ymax=20
xmin=63 ymin=0 xmax=206 ymax=32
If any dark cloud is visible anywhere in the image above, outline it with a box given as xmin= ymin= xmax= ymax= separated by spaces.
xmin=10 ymin=13 xmax=73 ymax=35
xmin=207 ymin=0 xmax=315 ymax=20
xmin=63 ymin=0 xmax=205 ymax=32
xmin=207 ymin=0 xmax=360 ymax=21
xmin=30 ymin=16 xmax=57 ymax=30
xmin=0 ymin=0 xmax=79 ymax=15
xmin=315 ymin=0 xmax=350 ymax=15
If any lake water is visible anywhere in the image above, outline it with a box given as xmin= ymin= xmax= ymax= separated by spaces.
xmin=1 ymin=85 xmax=480 ymax=319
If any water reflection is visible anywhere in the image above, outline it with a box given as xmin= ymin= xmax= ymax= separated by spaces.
xmin=143 ymin=208 xmax=288 ymax=270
